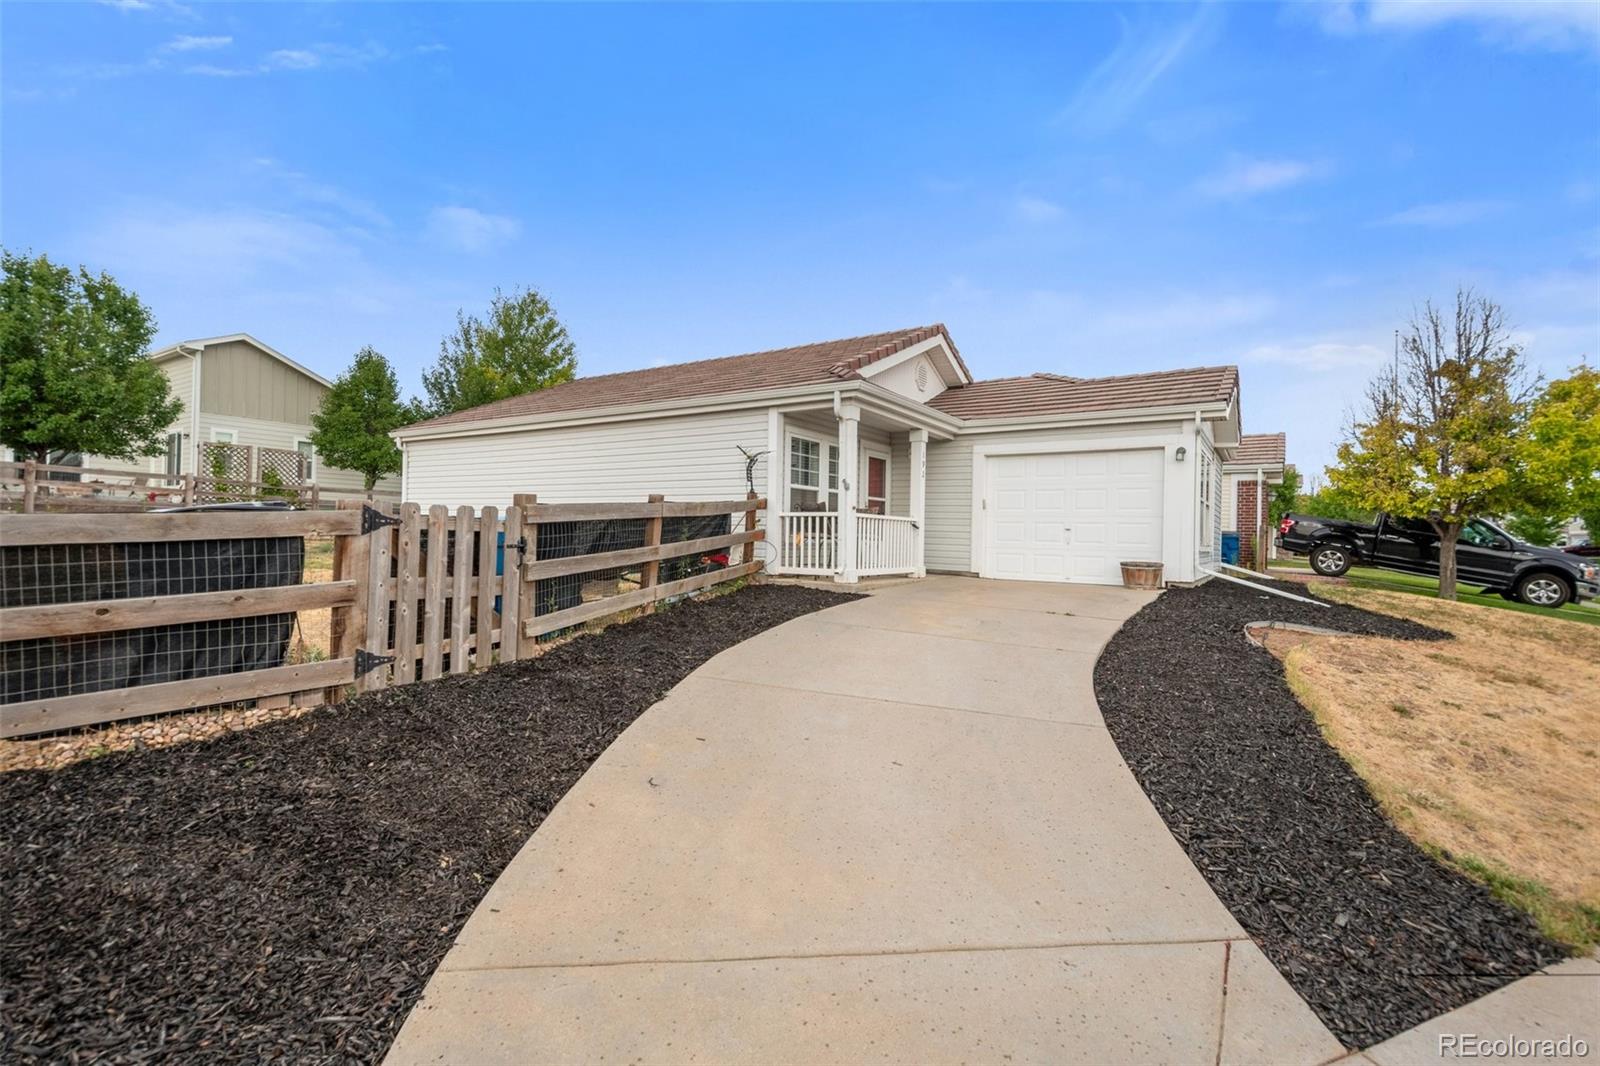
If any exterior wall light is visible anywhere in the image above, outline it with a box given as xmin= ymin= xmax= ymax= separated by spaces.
xmin=1175 ymin=446 xmax=1187 ymax=462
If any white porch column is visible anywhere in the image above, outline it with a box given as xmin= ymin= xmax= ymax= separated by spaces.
xmin=909 ymin=428 xmax=928 ymax=578
xmin=766 ymin=409 xmax=784 ymax=572
xmin=837 ymin=403 xmax=861 ymax=583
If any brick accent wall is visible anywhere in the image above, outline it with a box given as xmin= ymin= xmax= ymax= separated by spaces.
xmin=1237 ymin=479 xmax=1263 ymax=571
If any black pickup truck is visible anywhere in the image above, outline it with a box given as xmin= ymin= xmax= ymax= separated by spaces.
xmin=1277 ymin=512 xmax=1599 ymax=608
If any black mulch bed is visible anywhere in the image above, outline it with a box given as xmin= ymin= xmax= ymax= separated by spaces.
xmin=1 ymin=584 xmax=855 ymax=1065
xmin=1094 ymin=577 xmax=1566 ymax=1049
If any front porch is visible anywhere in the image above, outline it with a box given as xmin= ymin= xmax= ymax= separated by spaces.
xmin=764 ymin=400 xmax=941 ymax=583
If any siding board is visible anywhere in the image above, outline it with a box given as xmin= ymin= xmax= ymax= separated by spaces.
xmin=402 ymin=409 xmax=770 ymax=509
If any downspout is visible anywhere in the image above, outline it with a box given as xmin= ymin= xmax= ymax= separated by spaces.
xmin=1255 ymin=465 xmax=1265 ymax=571
xmin=179 ymin=343 xmax=202 ymax=477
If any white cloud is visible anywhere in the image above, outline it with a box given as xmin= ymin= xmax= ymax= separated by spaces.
xmin=1320 ymin=0 xmax=1600 ymax=53
xmin=162 ymin=34 xmax=230 ymax=52
xmin=1059 ymin=5 xmax=1221 ymax=134
xmin=264 ymin=49 xmax=322 ymax=71
xmin=185 ymin=64 xmax=254 ymax=78
xmin=1241 ymin=340 xmax=1387 ymax=371
xmin=1375 ymin=200 xmax=1507 ymax=227
xmin=248 ymin=157 xmax=392 ymax=230
xmin=1197 ymin=156 xmax=1323 ymax=199
xmin=425 ymin=206 xmax=521 ymax=252
xmin=97 ymin=0 xmax=195 ymax=16
xmin=1014 ymin=195 xmax=1065 ymax=224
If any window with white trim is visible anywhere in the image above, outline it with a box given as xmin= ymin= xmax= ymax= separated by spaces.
xmin=789 ymin=436 xmax=821 ymax=510
xmin=164 ymin=432 xmax=183 ymax=478
xmin=1199 ymin=450 xmax=1215 ymax=547
xmin=295 ymin=438 xmax=316 ymax=481
xmin=789 ymin=435 xmax=842 ymax=511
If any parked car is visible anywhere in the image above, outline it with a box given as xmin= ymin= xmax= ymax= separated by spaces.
xmin=1562 ymin=543 xmax=1600 ymax=558
xmin=1277 ymin=512 xmax=1599 ymax=608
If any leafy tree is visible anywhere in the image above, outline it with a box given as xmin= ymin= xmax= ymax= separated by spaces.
xmin=1295 ymin=480 xmax=1374 ymax=523
xmin=0 ymin=250 xmax=180 ymax=464
xmin=1329 ymin=289 xmax=1541 ymax=600
xmin=1515 ymin=365 xmax=1600 ymax=543
xmin=420 ymin=287 xmax=577 ymax=416
xmin=1268 ymin=466 xmax=1302 ymax=525
xmin=308 ymin=347 xmax=414 ymax=490
xmin=1502 ymin=512 xmax=1562 ymax=546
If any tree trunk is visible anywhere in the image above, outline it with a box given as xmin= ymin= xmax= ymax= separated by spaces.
xmin=30 ymin=446 xmax=49 ymax=465
xmin=1436 ymin=524 xmax=1461 ymax=601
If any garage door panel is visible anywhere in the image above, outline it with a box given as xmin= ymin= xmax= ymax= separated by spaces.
xmin=984 ymin=448 xmax=1164 ymax=586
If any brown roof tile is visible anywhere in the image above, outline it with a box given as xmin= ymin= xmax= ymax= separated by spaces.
xmin=926 ymin=365 xmax=1238 ymax=420
xmin=1230 ymin=432 xmax=1286 ymax=465
xmin=404 ymin=324 xmax=967 ymax=432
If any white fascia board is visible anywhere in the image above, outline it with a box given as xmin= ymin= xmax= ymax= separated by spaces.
xmin=773 ymin=380 xmax=963 ymax=439
xmin=855 ymin=335 xmax=969 ymax=387
xmin=393 ymin=378 xmax=965 ymax=444
xmin=393 ymin=382 xmax=863 ymax=443
xmin=949 ymin=400 xmax=1231 ymax=435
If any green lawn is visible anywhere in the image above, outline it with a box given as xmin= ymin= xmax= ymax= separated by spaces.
xmin=1268 ymin=558 xmax=1600 ymax=627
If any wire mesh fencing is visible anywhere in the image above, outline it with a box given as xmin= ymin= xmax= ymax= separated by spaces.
xmin=1 ymin=537 xmax=305 ymax=707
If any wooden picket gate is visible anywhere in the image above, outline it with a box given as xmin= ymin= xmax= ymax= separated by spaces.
xmin=0 ymin=494 xmax=765 ymax=737
xmin=354 ymin=493 xmax=765 ymax=691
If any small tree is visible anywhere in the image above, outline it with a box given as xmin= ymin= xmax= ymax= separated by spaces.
xmin=420 ymin=287 xmax=577 ymax=416
xmin=1296 ymin=479 xmax=1375 ymax=523
xmin=0 ymin=250 xmax=180 ymax=464
xmin=1268 ymin=467 xmax=1302 ymax=526
xmin=1330 ymin=289 xmax=1539 ymax=599
xmin=1502 ymin=512 xmax=1562 ymax=546
xmin=309 ymin=347 xmax=413 ymax=491
xmin=1516 ymin=364 xmax=1600 ymax=544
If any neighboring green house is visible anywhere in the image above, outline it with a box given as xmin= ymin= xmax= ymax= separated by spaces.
xmin=91 ymin=333 xmax=398 ymax=496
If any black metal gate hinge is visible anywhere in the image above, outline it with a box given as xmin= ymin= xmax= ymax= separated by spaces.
xmin=355 ymin=648 xmax=397 ymax=677
xmin=361 ymin=504 xmax=402 ymax=535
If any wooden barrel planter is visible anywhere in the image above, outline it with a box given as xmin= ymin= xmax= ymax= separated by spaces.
xmin=1119 ymin=560 xmax=1164 ymax=590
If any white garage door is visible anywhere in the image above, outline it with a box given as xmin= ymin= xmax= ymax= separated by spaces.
xmin=985 ymin=449 xmax=1164 ymax=584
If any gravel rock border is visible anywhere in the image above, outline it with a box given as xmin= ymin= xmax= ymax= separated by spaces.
xmin=1 ymin=584 xmax=856 ymax=1064
xmin=1093 ymin=577 xmax=1564 ymax=1048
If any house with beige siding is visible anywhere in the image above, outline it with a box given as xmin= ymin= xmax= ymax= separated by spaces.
xmin=394 ymin=324 xmax=1270 ymax=586
xmin=92 ymin=334 xmax=397 ymax=495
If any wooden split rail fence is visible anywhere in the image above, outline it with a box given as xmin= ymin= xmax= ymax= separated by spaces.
xmin=0 ymin=494 xmax=765 ymax=738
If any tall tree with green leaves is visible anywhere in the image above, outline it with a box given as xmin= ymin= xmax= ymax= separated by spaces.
xmin=420 ymin=287 xmax=577 ymax=416
xmin=1329 ymin=289 xmax=1540 ymax=600
xmin=309 ymin=347 xmax=413 ymax=491
xmin=1502 ymin=512 xmax=1563 ymax=546
xmin=1516 ymin=364 xmax=1600 ymax=542
xmin=1268 ymin=466 xmax=1302 ymax=525
xmin=0 ymin=250 xmax=180 ymax=464
xmin=1295 ymin=479 xmax=1375 ymax=523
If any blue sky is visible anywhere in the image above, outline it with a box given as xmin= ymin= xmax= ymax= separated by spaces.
xmin=3 ymin=1 xmax=1597 ymax=477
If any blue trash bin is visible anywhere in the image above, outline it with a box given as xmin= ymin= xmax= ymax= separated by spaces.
xmin=1221 ymin=532 xmax=1240 ymax=565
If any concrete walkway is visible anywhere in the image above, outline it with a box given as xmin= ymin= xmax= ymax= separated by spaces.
xmin=388 ymin=576 xmax=1346 ymax=1064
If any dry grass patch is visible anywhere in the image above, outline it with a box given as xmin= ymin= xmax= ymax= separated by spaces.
xmin=1261 ymin=585 xmax=1600 ymax=949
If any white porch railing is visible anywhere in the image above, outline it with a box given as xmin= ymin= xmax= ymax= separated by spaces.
xmin=774 ymin=511 xmax=918 ymax=577
xmin=857 ymin=513 xmax=918 ymax=576
xmin=776 ymin=512 xmax=839 ymax=574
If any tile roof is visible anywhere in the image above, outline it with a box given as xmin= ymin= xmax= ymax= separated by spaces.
xmin=1229 ymin=432 xmax=1287 ymax=465
xmin=925 ymin=365 xmax=1238 ymax=420
xmin=403 ymin=324 xmax=968 ymax=432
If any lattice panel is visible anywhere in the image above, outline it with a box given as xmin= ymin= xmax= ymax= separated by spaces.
xmin=259 ymin=447 xmax=308 ymax=487
xmin=200 ymin=442 xmax=251 ymax=482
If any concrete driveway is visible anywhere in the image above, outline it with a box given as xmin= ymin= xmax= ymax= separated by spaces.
xmin=387 ymin=576 xmax=1344 ymax=1065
